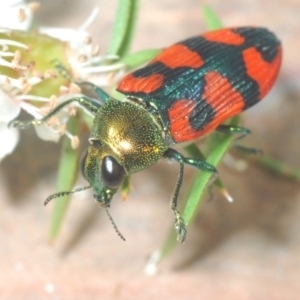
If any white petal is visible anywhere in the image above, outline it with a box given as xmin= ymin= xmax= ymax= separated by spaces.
xmin=78 ymin=7 xmax=99 ymax=31
xmin=38 ymin=8 xmax=99 ymax=44
xmin=0 ymin=121 xmax=19 ymax=161
xmin=0 ymin=89 xmax=20 ymax=122
xmin=0 ymin=4 xmax=34 ymax=31
xmin=35 ymin=125 xmax=61 ymax=143
xmin=39 ymin=27 xmax=89 ymax=44
xmin=0 ymin=0 xmax=26 ymax=7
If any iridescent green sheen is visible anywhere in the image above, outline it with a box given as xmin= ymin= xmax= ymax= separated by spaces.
xmin=90 ymin=98 xmax=168 ymax=173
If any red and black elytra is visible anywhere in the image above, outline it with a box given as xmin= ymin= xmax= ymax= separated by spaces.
xmin=118 ymin=27 xmax=282 ymax=143
xmin=10 ymin=26 xmax=282 ymax=243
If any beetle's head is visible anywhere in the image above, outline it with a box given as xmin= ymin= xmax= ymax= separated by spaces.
xmin=44 ymin=140 xmax=126 ymax=241
xmin=80 ymin=141 xmax=126 ymax=207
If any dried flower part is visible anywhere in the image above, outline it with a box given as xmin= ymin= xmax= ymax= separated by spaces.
xmin=69 ymin=83 xmax=81 ymax=94
xmin=28 ymin=2 xmax=40 ymax=12
xmin=59 ymin=85 xmax=70 ymax=95
xmin=58 ymin=123 xmax=67 ymax=135
xmin=44 ymin=69 xmax=57 ymax=79
xmin=68 ymin=105 xmax=77 ymax=117
xmin=92 ymin=45 xmax=100 ymax=57
xmin=46 ymin=116 xmax=59 ymax=127
xmin=71 ymin=136 xmax=80 ymax=149
xmin=220 ymin=188 xmax=234 ymax=203
xmin=32 ymin=70 xmax=44 ymax=79
xmin=18 ymin=8 xmax=26 ymax=22
xmin=84 ymin=36 xmax=92 ymax=45
xmin=0 ymin=1 xmax=35 ymax=31
xmin=49 ymin=95 xmax=58 ymax=109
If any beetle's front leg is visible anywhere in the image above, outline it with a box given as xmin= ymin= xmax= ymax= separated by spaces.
xmin=163 ymin=148 xmax=217 ymax=243
xmin=9 ymin=96 xmax=100 ymax=129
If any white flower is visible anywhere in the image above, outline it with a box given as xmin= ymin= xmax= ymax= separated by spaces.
xmin=0 ymin=32 xmax=81 ymax=160
xmin=0 ymin=0 xmax=39 ymax=161
xmin=39 ymin=8 xmax=126 ymax=85
xmin=0 ymin=1 xmax=39 ymax=31
xmin=0 ymin=5 xmax=126 ymax=161
xmin=0 ymin=88 xmax=20 ymax=159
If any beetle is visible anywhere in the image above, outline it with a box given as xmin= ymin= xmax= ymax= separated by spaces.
xmin=10 ymin=27 xmax=282 ymax=242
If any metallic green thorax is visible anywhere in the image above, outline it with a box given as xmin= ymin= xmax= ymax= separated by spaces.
xmin=81 ymin=97 xmax=168 ymax=204
xmin=90 ymin=98 xmax=168 ymax=174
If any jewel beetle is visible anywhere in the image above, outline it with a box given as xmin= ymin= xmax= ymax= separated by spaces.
xmin=10 ymin=27 xmax=282 ymax=242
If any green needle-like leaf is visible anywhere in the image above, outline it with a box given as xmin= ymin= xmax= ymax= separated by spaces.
xmin=121 ymin=176 xmax=131 ymax=200
xmin=184 ymin=143 xmax=231 ymax=202
xmin=201 ymin=4 xmax=223 ymax=30
xmin=121 ymin=49 xmax=162 ymax=70
xmin=256 ymin=155 xmax=300 ymax=181
xmin=183 ymin=117 xmax=239 ymax=224
xmin=49 ymin=118 xmax=80 ymax=242
xmin=108 ymin=0 xmax=138 ymax=57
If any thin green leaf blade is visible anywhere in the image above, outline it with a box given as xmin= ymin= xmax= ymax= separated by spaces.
xmin=108 ymin=0 xmax=138 ymax=57
xmin=121 ymin=49 xmax=161 ymax=70
xmin=184 ymin=143 xmax=232 ymax=203
xmin=183 ymin=118 xmax=238 ymax=224
xmin=121 ymin=176 xmax=131 ymax=200
xmin=201 ymin=5 xmax=223 ymax=30
xmin=49 ymin=118 xmax=79 ymax=242
xmin=256 ymin=155 xmax=300 ymax=181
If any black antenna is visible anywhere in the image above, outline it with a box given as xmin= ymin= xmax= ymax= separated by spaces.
xmin=105 ymin=207 xmax=126 ymax=241
xmin=44 ymin=186 xmax=92 ymax=206
xmin=43 ymin=185 xmax=126 ymax=241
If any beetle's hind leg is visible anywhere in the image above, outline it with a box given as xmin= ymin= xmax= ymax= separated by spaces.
xmin=216 ymin=124 xmax=251 ymax=140
xmin=216 ymin=124 xmax=262 ymax=156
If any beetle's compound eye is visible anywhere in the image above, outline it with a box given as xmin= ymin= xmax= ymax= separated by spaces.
xmin=101 ymin=156 xmax=125 ymax=188
xmin=80 ymin=149 xmax=88 ymax=179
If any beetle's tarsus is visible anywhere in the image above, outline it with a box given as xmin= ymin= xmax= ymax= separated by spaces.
xmin=173 ymin=207 xmax=187 ymax=243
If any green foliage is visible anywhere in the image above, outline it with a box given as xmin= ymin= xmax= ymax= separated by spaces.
xmin=201 ymin=5 xmax=223 ymax=30
xmin=50 ymin=118 xmax=79 ymax=241
xmin=108 ymin=0 xmax=138 ymax=57
xmin=121 ymin=49 xmax=162 ymax=70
